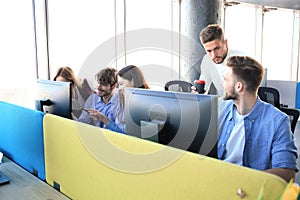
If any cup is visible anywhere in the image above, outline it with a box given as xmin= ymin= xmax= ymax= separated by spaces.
xmin=194 ymin=80 xmax=205 ymax=94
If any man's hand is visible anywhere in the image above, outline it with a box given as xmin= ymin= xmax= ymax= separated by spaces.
xmin=191 ymin=86 xmax=206 ymax=94
xmin=191 ymin=86 xmax=199 ymax=94
xmin=84 ymin=108 xmax=110 ymax=125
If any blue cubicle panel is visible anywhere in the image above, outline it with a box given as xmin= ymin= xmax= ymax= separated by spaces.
xmin=0 ymin=101 xmax=45 ymax=180
xmin=296 ymin=82 xmax=300 ymax=109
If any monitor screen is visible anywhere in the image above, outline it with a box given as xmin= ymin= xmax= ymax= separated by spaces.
xmin=35 ymin=79 xmax=72 ymax=119
xmin=125 ymin=88 xmax=218 ymax=158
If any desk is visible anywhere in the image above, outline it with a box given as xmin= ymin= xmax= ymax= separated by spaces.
xmin=0 ymin=157 xmax=70 ymax=200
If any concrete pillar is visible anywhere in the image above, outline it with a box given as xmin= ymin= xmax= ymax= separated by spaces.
xmin=181 ymin=0 xmax=221 ymax=82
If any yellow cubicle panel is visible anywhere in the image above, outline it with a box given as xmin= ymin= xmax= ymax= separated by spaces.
xmin=43 ymin=114 xmax=287 ymax=200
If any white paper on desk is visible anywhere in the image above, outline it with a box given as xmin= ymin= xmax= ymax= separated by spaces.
xmin=0 ymin=152 xmax=3 ymax=164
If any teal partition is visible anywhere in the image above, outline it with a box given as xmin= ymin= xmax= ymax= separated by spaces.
xmin=296 ymin=82 xmax=300 ymax=109
xmin=0 ymin=101 xmax=45 ymax=180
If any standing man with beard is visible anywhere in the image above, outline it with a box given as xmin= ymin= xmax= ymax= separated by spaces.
xmin=77 ymin=67 xmax=119 ymax=128
xmin=193 ymin=24 xmax=244 ymax=96
xmin=218 ymin=56 xmax=298 ymax=183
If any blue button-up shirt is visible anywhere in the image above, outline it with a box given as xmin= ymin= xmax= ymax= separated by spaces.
xmin=77 ymin=92 xmax=119 ymax=128
xmin=218 ymin=97 xmax=298 ymax=171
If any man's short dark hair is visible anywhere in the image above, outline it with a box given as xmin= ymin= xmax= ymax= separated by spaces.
xmin=227 ymin=56 xmax=264 ymax=93
xmin=200 ymin=24 xmax=225 ymax=44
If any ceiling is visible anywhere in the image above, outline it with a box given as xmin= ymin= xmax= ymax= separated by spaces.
xmin=236 ymin=0 xmax=300 ymax=10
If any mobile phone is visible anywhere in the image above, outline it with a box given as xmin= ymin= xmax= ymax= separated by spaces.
xmin=81 ymin=108 xmax=89 ymax=113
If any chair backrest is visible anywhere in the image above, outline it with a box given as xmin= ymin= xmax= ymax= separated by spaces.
xmin=267 ymin=80 xmax=297 ymax=108
xmin=258 ymin=87 xmax=281 ymax=109
xmin=164 ymin=80 xmax=193 ymax=93
xmin=280 ymin=108 xmax=299 ymax=134
xmin=78 ymin=78 xmax=94 ymax=101
xmin=258 ymin=87 xmax=299 ymax=133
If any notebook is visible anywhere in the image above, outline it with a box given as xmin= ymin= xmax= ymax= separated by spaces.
xmin=0 ymin=171 xmax=10 ymax=185
xmin=0 ymin=152 xmax=10 ymax=185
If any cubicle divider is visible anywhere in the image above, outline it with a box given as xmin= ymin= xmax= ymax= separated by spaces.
xmin=267 ymin=80 xmax=297 ymax=108
xmin=296 ymin=82 xmax=300 ymax=109
xmin=0 ymin=101 xmax=45 ymax=180
xmin=43 ymin=114 xmax=287 ymax=200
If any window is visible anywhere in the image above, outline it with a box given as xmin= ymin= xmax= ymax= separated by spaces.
xmin=124 ymin=0 xmax=175 ymax=90
xmin=224 ymin=3 xmax=257 ymax=58
xmin=224 ymin=3 xmax=299 ymax=81
xmin=0 ymin=0 xmax=36 ymax=108
xmin=262 ymin=8 xmax=294 ymax=80
xmin=47 ymin=0 xmax=116 ymax=89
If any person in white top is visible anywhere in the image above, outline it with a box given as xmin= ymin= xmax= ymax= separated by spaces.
xmin=192 ymin=24 xmax=244 ymax=96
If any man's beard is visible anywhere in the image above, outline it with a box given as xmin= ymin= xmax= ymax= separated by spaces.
xmin=213 ymin=56 xmax=225 ymax=64
xmin=97 ymin=89 xmax=112 ymax=98
xmin=213 ymin=51 xmax=227 ymax=64
xmin=223 ymin=88 xmax=237 ymax=101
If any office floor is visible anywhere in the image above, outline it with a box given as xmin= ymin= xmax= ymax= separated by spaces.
xmin=294 ymin=121 xmax=300 ymax=184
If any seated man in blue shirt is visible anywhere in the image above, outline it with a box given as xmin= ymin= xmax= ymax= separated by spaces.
xmin=218 ymin=55 xmax=298 ymax=182
xmin=77 ymin=67 xmax=119 ymax=128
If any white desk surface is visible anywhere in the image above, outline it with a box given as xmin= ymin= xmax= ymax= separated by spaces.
xmin=0 ymin=157 xmax=70 ymax=200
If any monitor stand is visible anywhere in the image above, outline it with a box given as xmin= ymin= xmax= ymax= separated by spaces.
xmin=35 ymin=98 xmax=52 ymax=113
xmin=0 ymin=171 xmax=10 ymax=185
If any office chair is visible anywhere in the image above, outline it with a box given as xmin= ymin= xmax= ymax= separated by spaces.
xmin=280 ymin=107 xmax=299 ymax=134
xmin=164 ymin=80 xmax=193 ymax=93
xmin=78 ymin=78 xmax=94 ymax=101
xmin=258 ymin=87 xmax=281 ymax=109
xmin=258 ymin=87 xmax=299 ymax=133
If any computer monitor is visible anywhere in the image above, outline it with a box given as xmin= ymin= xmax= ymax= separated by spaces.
xmin=35 ymin=79 xmax=72 ymax=119
xmin=260 ymin=68 xmax=267 ymax=87
xmin=125 ymin=88 xmax=218 ymax=158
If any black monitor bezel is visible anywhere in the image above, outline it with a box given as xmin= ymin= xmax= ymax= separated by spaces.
xmin=125 ymin=88 xmax=218 ymax=158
